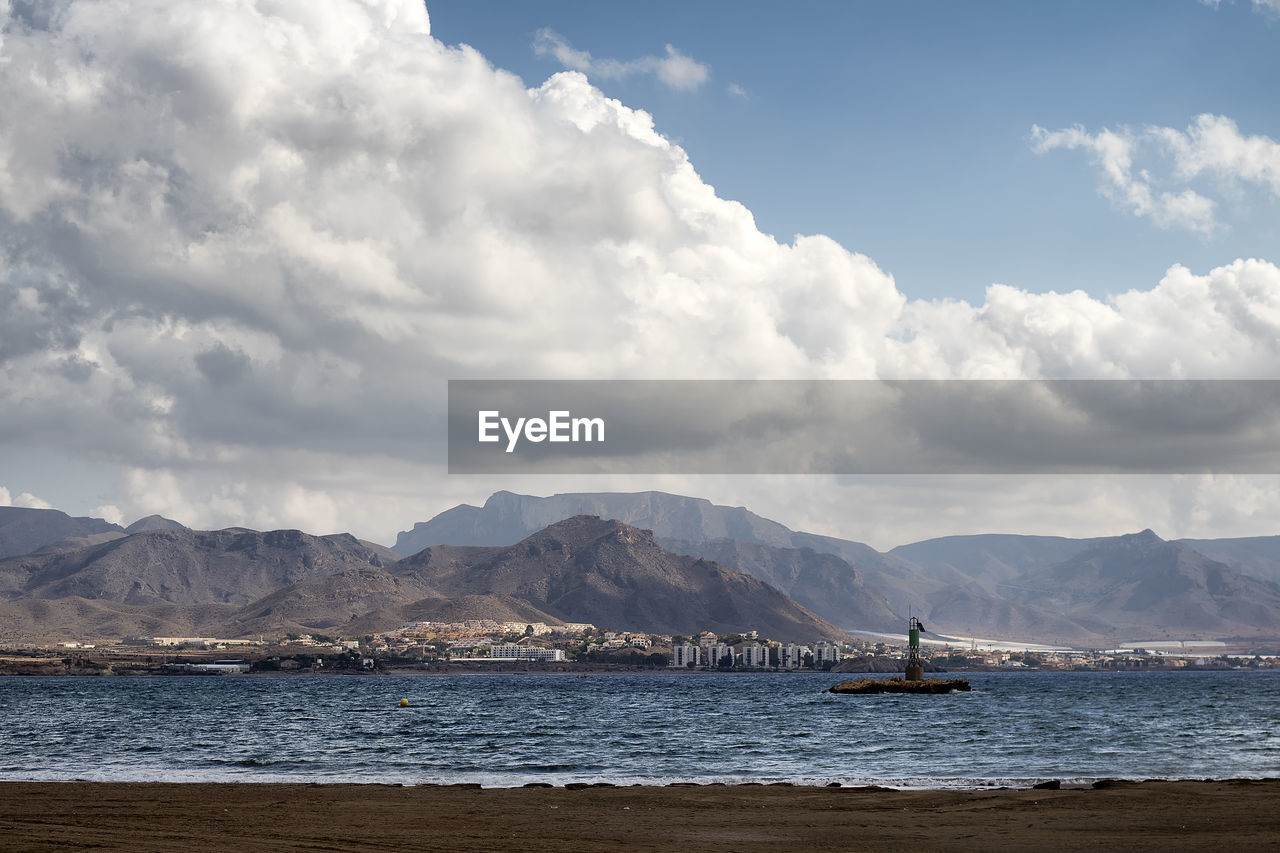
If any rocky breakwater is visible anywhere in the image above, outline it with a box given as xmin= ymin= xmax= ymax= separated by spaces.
xmin=829 ymin=676 xmax=971 ymax=694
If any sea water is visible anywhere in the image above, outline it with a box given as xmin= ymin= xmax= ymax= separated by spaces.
xmin=1 ymin=671 xmax=1276 ymax=788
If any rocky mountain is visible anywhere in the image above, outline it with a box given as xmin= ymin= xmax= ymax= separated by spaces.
xmin=919 ymin=582 xmax=1103 ymax=644
xmin=0 ymin=507 xmax=124 ymax=559
xmin=398 ymin=515 xmax=845 ymax=640
xmin=0 ymin=528 xmax=400 ymax=607
xmin=1 ymin=515 xmax=843 ymax=643
xmin=393 ymin=490 xmax=807 ymax=554
xmin=124 ymin=515 xmax=188 ymax=534
xmin=660 ymin=537 xmax=899 ymax=632
xmin=394 ymin=490 xmax=917 ymax=622
xmin=889 ymin=534 xmax=1101 ymax=590
xmin=1005 ymin=530 xmax=1280 ymax=639
xmin=393 ymin=492 xmax=1280 ymax=643
xmin=0 ymin=597 xmax=235 ymax=645
xmin=220 ymin=564 xmax=442 ymax=637
xmin=29 ymin=531 xmax=128 ymax=556
xmin=10 ymin=491 xmax=1280 ymax=645
xmin=1177 ymin=536 xmax=1280 ymax=586
xmin=886 ymin=530 xmax=1280 ymax=641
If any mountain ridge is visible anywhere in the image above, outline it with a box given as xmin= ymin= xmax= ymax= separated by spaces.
xmin=0 ymin=507 xmax=125 ymax=560
xmin=397 ymin=515 xmax=845 ymax=640
xmin=394 ymin=492 xmax=1280 ymax=642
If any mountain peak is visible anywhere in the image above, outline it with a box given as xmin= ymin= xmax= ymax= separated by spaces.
xmin=0 ymin=506 xmax=125 ymax=559
xmin=1117 ymin=528 xmax=1165 ymax=547
xmin=401 ymin=514 xmax=843 ymax=639
xmin=124 ymin=514 xmax=188 ymax=534
xmin=482 ymin=490 xmax=529 ymax=508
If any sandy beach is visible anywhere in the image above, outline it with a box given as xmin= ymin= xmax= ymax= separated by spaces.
xmin=1 ymin=779 xmax=1276 ymax=852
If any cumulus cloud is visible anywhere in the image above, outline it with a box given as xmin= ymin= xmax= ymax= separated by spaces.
xmin=1030 ymin=125 xmax=1218 ymax=233
xmin=0 ymin=487 xmax=54 ymax=509
xmin=1153 ymin=114 xmax=1280 ymax=197
xmin=533 ymin=28 xmax=710 ymax=92
xmin=1031 ymin=115 xmax=1280 ymax=234
xmin=0 ymin=1 xmax=1279 ymax=540
xmin=91 ymin=504 xmax=124 ymax=525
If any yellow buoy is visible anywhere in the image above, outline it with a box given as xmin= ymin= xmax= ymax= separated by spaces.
xmin=399 ymin=698 xmax=409 ymax=707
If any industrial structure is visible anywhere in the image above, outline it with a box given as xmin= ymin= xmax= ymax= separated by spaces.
xmin=905 ymin=616 xmax=925 ymax=681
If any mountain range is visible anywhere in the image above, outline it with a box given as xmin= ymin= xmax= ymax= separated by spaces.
xmin=390 ymin=491 xmax=1280 ymax=643
xmin=4 ymin=493 xmax=1280 ymax=645
xmin=0 ymin=511 xmax=838 ymax=643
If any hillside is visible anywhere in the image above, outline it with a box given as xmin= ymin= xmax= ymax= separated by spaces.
xmin=0 ymin=597 xmax=235 ymax=644
xmin=0 ymin=507 xmax=124 ymax=559
xmin=394 ymin=492 xmax=1280 ymax=643
xmin=9 ymin=492 xmax=1280 ymax=645
xmin=889 ymin=533 xmax=1102 ymax=589
xmin=0 ymin=528 xmax=400 ymax=607
xmin=1177 ymin=536 xmax=1280 ymax=586
xmin=660 ymin=537 xmax=899 ymax=631
xmin=398 ymin=515 xmax=845 ymax=640
xmin=394 ymin=490 xmax=917 ymax=619
xmin=220 ymin=564 xmax=442 ymax=636
xmin=0 ymin=515 xmax=843 ymax=643
xmin=1009 ymin=530 xmax=1280 ymax=638
xmin=392 ymin=490 xmax=806 ymax=554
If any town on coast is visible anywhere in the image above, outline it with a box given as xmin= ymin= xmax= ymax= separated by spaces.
xmin=5 ymin=617 xmax=1276 ymax=676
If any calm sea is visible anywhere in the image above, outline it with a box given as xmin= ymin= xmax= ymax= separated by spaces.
xmin=1 ymin=671 xmax=1276 ymax=789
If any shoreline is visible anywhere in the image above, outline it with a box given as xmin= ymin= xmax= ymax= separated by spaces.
xmin=2 ymin=659 xmax=1272 ymax=676
xmin=2 ymin=779 xmax=1277 ymax=851
xmin=0 ymin=775 xmax=1274 ymax=790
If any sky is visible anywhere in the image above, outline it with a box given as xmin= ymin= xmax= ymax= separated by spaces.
xmin=1 ymin=0 xmax=1280 ymax=549
xmin=425 ymin=0 xmax=1280 ymax=303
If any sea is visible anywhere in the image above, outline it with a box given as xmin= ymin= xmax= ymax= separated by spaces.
xmin=2 ymin=671 xmax=1276 ymax=789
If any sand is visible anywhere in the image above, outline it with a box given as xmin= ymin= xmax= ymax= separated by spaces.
xmin=1 ymin=779 xmax=1276 ymax=852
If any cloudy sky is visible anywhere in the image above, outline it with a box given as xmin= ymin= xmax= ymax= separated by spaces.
xmin=2 ymin=0 xmax=1279 ymax=549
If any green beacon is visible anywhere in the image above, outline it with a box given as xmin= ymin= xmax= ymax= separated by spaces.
xmin=905 ymin=616 xmax=925 ymax=681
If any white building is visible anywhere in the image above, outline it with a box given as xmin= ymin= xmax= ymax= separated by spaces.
xmin=191 ymin=660 xmax=250 ymax=674
xmin=708 ymin=643 xmax=733 ymax=667
xmin=488 ymin=645 xmax=565 ymax=662
xmin=813 ymin=641 xmax=841 ymax=666
xmin=150 ymin=637 xmax=216 ymax=647
xmin=501 ymin=622 xmax=553 ymax=637
xmin=670 ymin=643 xmax=701 ymax=668
xmin=781 ymin=644 xmax=810 ymax=669
xmin=740 ymin=643 xmax=771 ymax=668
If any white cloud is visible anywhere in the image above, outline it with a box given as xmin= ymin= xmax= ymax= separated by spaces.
xmin=533 ymin=28 xmax=710 ymax=92
xmin=1154 ymin=114 xmax=1280 ymax=196
xmin=0 ymin=486 xmax=54 ymax=509
xmin=91 ymin=504 xmax=124 ymax=525
xmin=1030 ymin=125 xmax=1218 ymax=233
xmin=1 ymin=1 xmax=1279 ymax=543
xmin=16 ymin=489 xmax=51 ymax=507
xmin=1032 ymin=115 xmax=1280 ymax=234
xmin=727 ymin=83 xmax=748 ymax=100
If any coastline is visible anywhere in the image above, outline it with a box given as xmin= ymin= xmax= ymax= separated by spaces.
xmin=2 ymin=654 xmax=1270 ymax=677
xmin=2 ymin=779 xmax=1277 ymax=852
